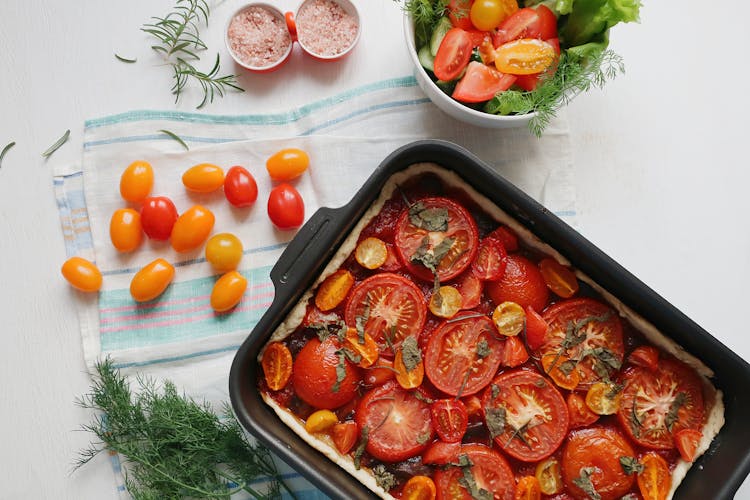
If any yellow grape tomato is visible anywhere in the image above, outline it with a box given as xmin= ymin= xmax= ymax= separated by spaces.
xmin=266 ymin=148 xmax=310 ymax=181
xmin=494 ymin=38 xmax=555 ymax=75
xmin=304 ymin=409 xmax=338 ymax=433
xmin=61 ymin=257 xmax=103 ymax=292
xmin=205 ymin=233 xmax=243 ymax=271
xmin=119 ymin=160 xmax=153 ymax=203
xmin=130 ymin=258 xmax=175 ymax=302
xmin=211 ymin=270 xmax=248 ymax=312
xmin=110 ymin=208 xmax=143 ymax=252
xmin=181 ymin=163 xmax=225 ymax=193
xmin=170 ymin=205 xmax=215 ymax=253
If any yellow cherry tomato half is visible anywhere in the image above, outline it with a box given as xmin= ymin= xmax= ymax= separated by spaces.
xmin=470 ymin=0 xmax=518 ymax=31
xmin=535 ymin=457 xmax=563 ymax=495
xmin=171 ymin=205 xmax=215 ymax=253
xmin=495 ymin=38 xmax=556 ymax=75
xmin=119 ymin=160 xmax=153 ymax=203
xmin=315 ymin=269 xmax=355 ymax=312
xmin=109 ymin=208 xmax=143 ymax=252
xmin=492 ymin=301 xmax=525 ymax=336
xmin=205 ymin=233 xmax=243 ymax=272
xmin=538 ymin=258 xmax=579 ymax=298
xmin=304 ymin=409 xmax=338 ymax=433
xmin=266 ymin=148 xmax=310 ymax=181
xmin=181 ymin=163 xmax=225 ymax=193
xmin=61 ymin=257 xmax=103 ymax=292
xmin=638 ymin=453 xmax=671 ymax=500
xmin=401 ymin=475 xmax=437 ymax=500
xmin=130 ymin=258 xmax=175 ymax=302
xmin=355 ymin=237 xmax=388 ymax=270
xmin=429 ymin=286 xmax=463 ymax=318
xmin=210 ymin=270 xmax=248 ymax=312
xmin=585 ymin=381 xmax=622 ymax=415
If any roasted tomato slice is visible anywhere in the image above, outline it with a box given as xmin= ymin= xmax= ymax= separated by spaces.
xmin=471 ymin=236 xmax=507 ymax=281
xmin=431 ymin=399 xmax=469 ymax=443
xmin=538 ymin=298 xmax=624 ymax=389
xmin=617 ymin=357 xmax=705 ymax=449
xmin=344 ymin=273 xmax=427 ymax=357
xmin=425 ymin=315 xmax=504 ymax=397
xmin=355 ymin=380 xmax=434 ymax=462
xmin=486 ymin=254 xmax=549 ymax=312
xmin=433 ymin=444 xmax=515 ymax=500
xmin=561 ymin=427 xmax=636 ymax=500
xmin=423 ymin=440 xmax=462 ymax=465
xmin=292 ymin=337 xmax=361 ymax=409
xmin=395 ymin=197 xmax=479 ymax=283
xmin=481 ymin=369 xmax=568 ymax=462
xmin=454 ymin=271 xmax=483 ymax=310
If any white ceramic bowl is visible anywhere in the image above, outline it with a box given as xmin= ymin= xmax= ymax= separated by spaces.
xmin=295 ymin=0 xmax=361 ymax=61
xmin=402 ymin=14 xmax=535 ymax=129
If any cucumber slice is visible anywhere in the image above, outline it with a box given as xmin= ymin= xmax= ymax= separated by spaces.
xmin=430 ymin=17 xmax=453 ymax=57
xmin=418 ymin=45 xmax=435 ymax=72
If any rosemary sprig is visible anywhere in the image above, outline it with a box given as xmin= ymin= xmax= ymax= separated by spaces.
xmin=158 ymin=129 xmax=189 ymax=150
xmin=115 ymin=54 xmax=137 ymax=63
xmin=0 ymin=142 xmax=15 ymax=168
xmin=42 ymin=130 xmax=70 ymax=158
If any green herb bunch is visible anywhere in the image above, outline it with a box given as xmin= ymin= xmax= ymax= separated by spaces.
xmin=75 ymin=359 xmax=294 ymax=500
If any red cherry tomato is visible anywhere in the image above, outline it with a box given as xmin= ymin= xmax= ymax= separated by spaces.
xmin=292 ymin=337 xmax=360 ymax=409
xmin=492 ymin=8 xmax=538 ymax=46
xmin=501 ymin=335 xmax=528 ymax=367
xmin=675 ymin=428 xmax=703 ymax=462
xmin=433 ymin=444 xmax=515 ymax=500
xmin=109 ymin=208 xmax=143 ymax=252
xmin=448 ymin=0 xmax=474 ymax=30
xmin=422 ymin=441 xmax=462 ymax=465
xmin=223 ymin=166 xmax=258 ymax=207
xmin=486 ymin=254 xmax=549 ymax=312
xmin=267 ymin=183 xmax=304 ymax=230
xmin=454 ymin=271 xmax=483 ymax=310
xmin=431 ymin=399 xmax=469 ymax=443
xmin=355 ymin=380 xmax=433 ymax=462
xmin=628 ymin=345 xmax=660 ymax=371
xmin=434 ymin=28 xmax=473 ymax=82
xmin=452 ymin=61 xmax=516 ymax=103
xmin=566 ymin=392 xmax=599 ymax=429
xmin=527 ymin=4 xmax=557 ymax=40
xmin=332 ymin=421 xmax=358 ymax=455
xmin=524 ymin=306 xmax=547 ymax=350
xmin=140 ymin=196 xmax=178 ymax=241
xmin=487 ymin=225 xmax=519 ymax=252
xmin=61 ymin=257 xmax=103 ymax=292
xmin=119 ymin=160 xmax=153 ymax=203
xmin=471 ymin=236 xmax=507 ymax=280
xmin=170 ymin=205 xmax=215 ymax=253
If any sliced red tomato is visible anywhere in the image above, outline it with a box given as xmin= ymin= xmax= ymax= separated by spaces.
xmin=379 ymin=242 xmax=403 ymax=272
xmin=502 ymin=335 xmax=528 ymax=367
xmin=487 ymin=226 xmax=519 ymax=252
xmin=617 ymin=357 xmax=705 ymax=449
xmin=395 ymin=197 xmax=479 ymax=283
xmin=434 ymin=28 xmax=473 ymax=82
xmin=675 ymin=428 xmax=703 ymax=462
xmin=524 ymin=306 xmax=547 ymax=351
xmin=433 ymin=444 xmax=515 ymax=500
xmin=454 ymin=271 xmax=483 ymax=310
xmin=537 ymin=298 xmax=624 ymax=388
xmin=527 ymin=5 xmax=557 ymax=40
xmin=562 ymin=427 xmax=635 ymax=500
xmin=628 ymin=345 xmax=659 ymax=371
xmin=425 ymin=315 xmax=504 ymax=397
xmin=355 ymin=380 xmax=433 ymax=462
xmin=466 ymin=29 xmax=490 ymax=47
xmin=481 ymin=369 xmax=568 ymax=462
xmin=344 ymin=273 xmax=427 ymax=356
xmin=332 ymin=421 xmax=358 ymax=455
xmin=431 ymin=399 xmax=469 ymax=443
xmin=471 ymin=237 xmax=507 ymax=280
xmin=423 ymin=441 xmax=462 ymax=465
xmin=514 ymin=74 xmax=540 ymax=91
xmin=292 ymin=337 xmax=361 ymax=409
xmin=492 ymin=8 xmax=539 ymax=47
xmin=566 ymin=392 xmax=599 ymax=429
xmin=452 ymin=61 xmax=516 ymax=103
xmin=486 ymin=254 xmax=549 ymax=312
xmin=449 ymin=0 xmax=474 ymax=30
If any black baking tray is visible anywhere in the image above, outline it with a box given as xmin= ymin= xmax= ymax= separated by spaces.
xmin=229 ymin=140 xmax=750 ymax=499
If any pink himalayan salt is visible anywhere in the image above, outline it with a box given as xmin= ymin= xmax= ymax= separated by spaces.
xmin=228 ymin=6 xmax=292 ymax=68
xmin=296 ymin=0 xmax=359 ymax=57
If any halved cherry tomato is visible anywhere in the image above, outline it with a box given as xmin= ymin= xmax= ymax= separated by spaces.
xmin=355 ymin=380 xmax=433 ymax=462
xmin=585 ymin=381 xmax=622 ymax=415
xmin=527 ymin=5 xmax=557 ymax=40
xmin=638 ymin=453 xmax=671 ymax=500
xmin=514 ymin=73 xmax=540 ymax=92
xmin=628 ymin=345 xmax=659 ymax=371
xmin=355 ymin=237 xmax=388 ymax=269
xmin=304 ymin=409 xmax=338 ymax=433
xmin=261 ymin=342 xmax=293 ymax=390
xmin=524 ymin=306 xmax=547 ymax=351
xmin=462 ymin=395 xmax=483 ymax=418
xmin=140 ymin=196 xmax=178 ymax=240
xmin=205 ymin=233 xmax=243 ymax=272
xmin=477 ymin=35 xmax=496 ymax=64
xmin=380 ymin=242 xmax=403 ymax=272
xmin=182 ymin=163 xmax=224 ymax=193
xmin=492 ymin=301 xmax=525 ymax=336
xmin=538 ymin=298 xmax=624 ymax=388
xmin=292 ymin=336 xmax=361 ymax=409
xmin=515 ymin=475 xmax=541 ymax=500
xmin=332 ymin=421 xmax=358 ymax=454
xmin=61 ymin=257 xmax=102 ymax=292
xmin=394 ymin=342 xmax=425 ymax=389
xmin=344 ymin=273 xmax=427 ymax=356
xmin=487 ymin=225 xmax=519 ymax=252
xmin=422 ymin=441 xmax=462 ymax=465
xmin=344 ymin=327 xmax=379 ymax=368
xmin=224 ymin=165 xmax=258 ymax=207
xmin=448 ymin=0 xmax=474 ymax=30
xmin=120 ymin=160 xmax=153 ymax=203
xmin=452 ymin=61 xmax=516 ymax=103
xmin=268 ymin=183 xmax=304 ymax=230
xmin=110 ymin=208 xmax=143 ymax=252
xmin=538 ymin=258 xmax=579 ymax=298
xmin=433 ymin=28 xmax=473 ymax=82
xmin=493 ymin=8 xmax=539 ymax=46
xmin=566 ymin=392 xmax=599 ymax=429
xmin=541 ymin=353 xmax=581 ymax=390
xmin=470 ymin=0 xmax=518 ymax=31
xmin=315 ymin=269 xmax=355 ymax=312
xmin=486 ymin=254 xmax=549 ymax=312
xmin=454 ymin=271 xmax=483 ymax=310
xmin=562 ymin=427 xmax=635 ymax=500
xmin=471 ymin=237 xmax=507 ymax=280
xmin=482 ymin=369 xmax=568 ymax=462
xmin=431 ymin=399 xmax=468 ymax=443
xmin=210 ymin=270 xmax=247 ymax=312
xmin=395 ymin=197 xmax=479 ymax=283
xmin=433 ymin=444 xmax=515 ymax=500
xmin=617 ymin=357 xmax=705 ymax=449
xmin=495 ymin=38 xmax=555 ymax=75
xmin=502 ymin=335 xmax=528 ymax=367
xmin=535 ymin=457 xmax=563 ymax=495
xmin=402 ymin=475 xmax=437 ymax=500
xmin=266 ymin=148 xmax=309 ymax=181
xmin=364 ymin=358 xmax=396 ymax=387
xmin=675 ymin=428 xmax=703 ymax=462
xmin=130 ymin=258 xmax=175 ymax=302
xmin=171 ymin=205 xmax=215 ymax=253
xmin=425 ymin=315 xmax=504 ymax=396
xmin=429 ymin=286 xmax=463 ymax=318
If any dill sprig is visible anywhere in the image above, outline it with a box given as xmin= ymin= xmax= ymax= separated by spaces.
xmin=400 ymin=0 xmax=450 ymax=47
xmin=75 ymin=359 xmax=295 ymax=500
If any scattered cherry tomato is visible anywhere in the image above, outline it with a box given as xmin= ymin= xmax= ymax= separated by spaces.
xmin=268 ymin=183 xmax=304 ymax=230
xmin=487 ymin=225 xmax=519 ymax=252
xmin=527 ymin=4 xmax=557 ymax=40
xmin=266 ymin=148 xmax=309 ymax=181
xmin=223 ymin=166 xmax=258 ymax=207
xmin=675 ymin=428 xmax=703 ymax=462
xmin=638 ymin=452 xmax=671 ymax=500
xmin=433 ymin=28 xmax=473 ymax=82
xmin=493 ymin=7 xmax=539 ymax=46
xmin=422 ymin=441 xmax=461 ymax=465
xmin=130 ymin=258 xmax=175 ymax=302
xmin=205 ymin=233 xmax=243 ymax=272
xmin=515 ymin=475 xmax=541 ymax=500
xmin=486 ymin=254 xmax=549 ymax=312
xmin=315 ymin=269 xmax=355 ymax=312
xmin=495 ymin=38 xmax=556 ymax=75
xmin=171 ymin=205 xmax=215 ymax=253
xmin=261 ymin=342 xmax=293 ymax=391
xmin=429 ymin=285 xmax=463 ymax=319
xmin=61 ymin=256 xmax=102 ymax=292
xmin=541 ymin=353 xmax=581 ymax=390
xmin=120 ymin=160 xmax=153 ymax=203
xmin=535 ymin=457 xmax=563 ymax=495
xmin=431 ymin=399 xmax=468 ymax=443
xmin=402 ymin=475 xmax=437 ymax=500
xmin=470 ymin=0 xmax=518 ymax=31
xmin=628 ymin=345 xmax=659 ymax=371
xmin=109 ymin=208 xmax=143 ymax=252
xmin=140 ymin=196 xmax=178 ymax=240
xmin=538 ymin=258 xmax=579 ymax=298
xmin=181 ymin=163 xmax=224 ymax=193
xmin=332 ymin=421 xmax=358 ymax=454
xmin=210 ymin=270 xmax=247 ymax=312
xmin=304 ymin=409 xmax=338 ymax=433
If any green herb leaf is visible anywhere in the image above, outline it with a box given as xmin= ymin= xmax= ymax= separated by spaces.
xmin=409 ymin=201 xmax=449 ymax=232
xmin=158 ymin=129 xmax=189 ymax=150
xmin=454 ymin=453 xmax=492 ymax=500
xmin=619 ymin=456 xmax=644 ymax=476
xmin=332 ymin=350 xmax=348 ymax=393
xmin=0 ymin=141 xmax=15 ymax=169
xmin=42 ymin=130 xmax=70 ymax=158
xmin=491 ymin=383 xmax=500 ymax=400
xmin=338 ymin=347 xmax=362 ymax=365
xmin=354 ymin=425 xmax=370 ymax=469
xmin=356 ymin=302 xmax=370 ymax=345
xmin=115 ymin=53 xmax=137 ymax=63
xmin=666 ymin=392 xmax=688 ymax=432
xmin=308 ymin=320 xmax=346 ymax=343
xmin=485 ymin=406 xmax=506 ymax=439
xmin=572 ymin=467 xmax=601 ymax=500
xmin=416 ymin=431 xmax=432 ymax=445
xmin=582 ymin=346 xmax=622 ymax=380
xmin=630 ymin=394 xmax=643 ymax=438
xmin=401 ymin=335 xmax=422 ymax=372
xmin=476 ymin=338 xmax=491 ymax=358
xmin=400 ymin=0 xmax=451 ymax=48
xmin=558 ymin=359 xmax=577 ymax=376
xmin=412 ymin=390 xmax=435 ymax=405
xmin=372 ymin=464 xmax=397 ymax=491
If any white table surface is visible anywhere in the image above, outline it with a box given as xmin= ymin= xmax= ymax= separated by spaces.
xmin=2 ymin=0 xmax=749 ymax=498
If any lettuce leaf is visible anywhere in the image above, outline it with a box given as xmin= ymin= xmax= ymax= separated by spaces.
xmin=559 ymin=0 xmax=641 ymax=47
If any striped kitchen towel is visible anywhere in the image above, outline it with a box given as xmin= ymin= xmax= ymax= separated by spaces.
xmin=54 ymin=75 xmax=575 ymax=499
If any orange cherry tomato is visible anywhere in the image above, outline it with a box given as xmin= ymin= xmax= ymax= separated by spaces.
xmin=428 ymin=286 xmax=463 ymax=319
xmin=394 ymin=343 xmax=424 ymax=390
xmin=304 ymin=409 xmax=338 ymax=433
xmin=344 ymin=327 xmax=379 ymax=368
xmin=515 ymin=475 xmax=541 ymax=500
xmin=585 ymin=381 xmax=622 ymax=415
xmin=402 ymin=475 xmax=437 ymax=500
xmin=119 ymin=160 xmax=153 ymax=203
xmin=266 ymin=148 xmax=309 ymax=181
xmin=638 ymin=452 xmax=671 ymax=500
xmin=541 ymin=353 xmax=581 ymax=390
xmin=535 ymin=457 xmax=563 ymax=495
xmin=130 ymin=258 xmax=175 ymax=302
xmin=538 ymin=258 xmax=579 ymax=298
xmin=261 ymin=342 xmax=293 ymax=390
xmin=355 ymin=237 xmax=388 ymax=269
xmin=61 ymin=256 xmax=102 ymax=292
xmin=205 ymin=233 xmax=243 ymax=272
xmin=494 ymin=38 xmax=555 ymax=75
xmin=109 ymin=208 xmax=143 ymax=252
xmin=170 ymin=205 xmax=215 ymax=253
xmin=364 ymin=358 xmax=396 ymax=387
xmin=470 ymin=0 xmax=518 ymax=31
xmin=492 ymin=301 xmax=525 ymax=336
xmin=315 ymin=269 xmax=355 ymax=312
xmin=210 ymin=270 xmax=247 ymax=312
xmin=181 ymin=163 xmax=225 ymax=193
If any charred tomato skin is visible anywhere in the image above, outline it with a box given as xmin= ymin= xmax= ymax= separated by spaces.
xmin=292 ymin=337 xmax=360 ymax=409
